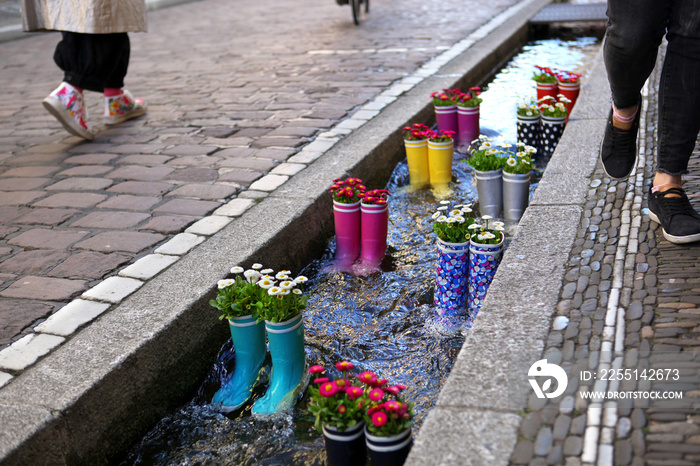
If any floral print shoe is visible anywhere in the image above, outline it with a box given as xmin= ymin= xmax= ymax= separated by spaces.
xmin=104 ymin=90 xmax=147 ymax=125
xmin=42 ymin=82 xmax=94 ymax=140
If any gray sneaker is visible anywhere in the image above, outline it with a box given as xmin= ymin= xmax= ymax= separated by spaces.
xmin=648 ymin=186 xmax=700 ymax=244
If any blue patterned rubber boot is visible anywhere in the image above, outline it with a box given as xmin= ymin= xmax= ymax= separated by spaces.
xmin=252 ymin=313 xmax=306 ymax=415
xmin=212 ymin=315 xmax=267 ymax=412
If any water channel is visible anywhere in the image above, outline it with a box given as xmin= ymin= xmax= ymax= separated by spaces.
xmin=122 ymin=32 xmax=602 ymax=465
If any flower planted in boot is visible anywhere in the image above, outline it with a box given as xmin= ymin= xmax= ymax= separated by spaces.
xmin=252 ymin=271 xmax=309 ymax=415
xmin=42 ymin=82 xmax=94 ymax=140
xmin=104 ymin=90 xmax=147 ymax=125
xmin=210 ymin=264 xmax=270 ymax=412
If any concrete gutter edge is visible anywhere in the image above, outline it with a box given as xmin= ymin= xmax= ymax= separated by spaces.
xmin=405 ymin=35 xmax=610 ymax=465
xmin=0 ymin=0 xmax=554 ymax=463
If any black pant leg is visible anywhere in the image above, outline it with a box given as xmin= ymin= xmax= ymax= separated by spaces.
xmin=53 ymin=32 xmax=130 ymax=92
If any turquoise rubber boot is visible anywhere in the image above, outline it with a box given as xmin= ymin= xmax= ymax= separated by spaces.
xmin=252 ymin=313 xmax=306 ymax=415
xmin=212 ymin=315 xmax=267 ymax=412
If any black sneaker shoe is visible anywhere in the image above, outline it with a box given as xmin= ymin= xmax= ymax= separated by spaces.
xmin=600 ymin=101 xmax=641 ymax=180
xmin=648 ymin=186 xmax=700 ymax=244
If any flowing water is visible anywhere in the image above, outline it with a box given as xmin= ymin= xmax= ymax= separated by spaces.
xmin=122 ymin=34 xmax=601 ymax=466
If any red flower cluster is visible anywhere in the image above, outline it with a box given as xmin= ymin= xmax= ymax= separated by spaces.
xmin=362 ymin=189 xmax=390 ymax=205
xmin=329 ymin=177 xmax=366 ymax=204
xmin=430 ymin=88 xmax=463 ymax=105
xmin=534 ymin=65 xmax=582 ymax=84
xmin=431 ymin=87 xmax=484 ymax=107
xmin=367 ymin=399 xmax=411 ymax=427
xmin=402 ymin=123 xmax=431 ymax=141
xmin=427 ymin=129 xmax=456 ymax=142
xmin=310 ymin=362 xmax=366 ymax=401
xmin=533 ymin=65 xmax=558 ymax=83
xmin=556 ymin=69 xmax=582 ymax=84
xmin=457 ymin=86 xmax=483 ymax=107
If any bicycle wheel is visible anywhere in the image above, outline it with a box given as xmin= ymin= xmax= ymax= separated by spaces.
xmin=352 ymin=0 xmax=360 ymax=25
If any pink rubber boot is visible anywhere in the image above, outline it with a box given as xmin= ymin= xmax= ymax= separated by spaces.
xmin=332 ymin=200 xmax=361 ymax=271
xmin=355 ymin=202 xmax=388 ymax=274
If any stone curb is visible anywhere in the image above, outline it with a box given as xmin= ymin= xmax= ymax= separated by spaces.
xmin=0 ymin=0 xmax=552 ymax=463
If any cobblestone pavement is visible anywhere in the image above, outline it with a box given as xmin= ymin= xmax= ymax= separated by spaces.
xmin=0 ymin=0 xmax=520 ymax=355
xmin=509 ymin=43 xmax=700 ymax=466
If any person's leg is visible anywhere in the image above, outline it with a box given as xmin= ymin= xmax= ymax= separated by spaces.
xmin=600 ymin=0 xmax=669 ymax=179
xmin=648 ymin=0 xmax=700 ymax=244
xmin=48 ymin=32 xmax=146 ymax=133
xmin=53 ymin=32 xmax=130 ymax=92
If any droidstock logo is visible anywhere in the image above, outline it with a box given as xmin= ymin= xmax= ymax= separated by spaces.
xmin=528 ymin=359 xmax=568 ymax=399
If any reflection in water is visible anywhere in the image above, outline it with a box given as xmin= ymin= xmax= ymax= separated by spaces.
xmin=122 ymin=36 xmax=599 ymax=465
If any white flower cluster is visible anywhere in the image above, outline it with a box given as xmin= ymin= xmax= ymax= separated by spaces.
xmin=432 ymin=200 xmax=473 ymax=224
xmin=506 ymin=142 xmax=537 ymax=167
xmin=469 ymin=215 xmax=505 ymax=243
xmin=219 ymin=263 xmax=308 ymax=296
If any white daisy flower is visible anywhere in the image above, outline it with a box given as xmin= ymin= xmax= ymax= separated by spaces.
xmin=268 ymin=287 xmax=282 ymax=296
xmin=251 ymin=263 xmax=263 ymax=270
xmin=506 ymin=158 xmax=517 ymax=167
xmin=447 ymin=217 xmax=457 ymax=223
xmin=526 ymin=111 xmax=533 ymax=116
xmin=432 ymin=211 xmax=441 ymax=219
xmin=258 ymin=278 xmax=275 ymax=289
xmin=437 ymin=215 xmax=448 ymax=222
xmin=468 ymin=223 xmax=481 ymax=230
xmin=230 ymin=266 xmax=244 ymax=274
xmin=261 ymin=268 xmax=274 ymax=274
xmin=244 ymin=270 xmax=261 ymax=283
xmin=482 ymin=215 xmax=493 ymax=221
xmin=449 ymin=209 xmax=462 ymax=217
xmin=437 ymin=206 xmax=448 ymax=211
xmin=217 ymin=279 xmax=235 ymax=289
xmin=293 ymin=288 xmax=302 ymax=295
xmin=494 ymin=221 xmax=505 ymax=228
xmin=454 ymin=216 xmax=465 ymax=223
xmin=280 ymin=280 xmax=295 ymax=289
xmin=294 ymin=276 xmax=308 ymax=284
xmin=440 ymin=200 xmax=451 ymax=205
xmin=276 ymin=271 xmax=291 ymax=280
xmin=279 ymin=288 xmax=291 ymax=295
xmin=461 ymin=206 xmax=473 ymax=214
